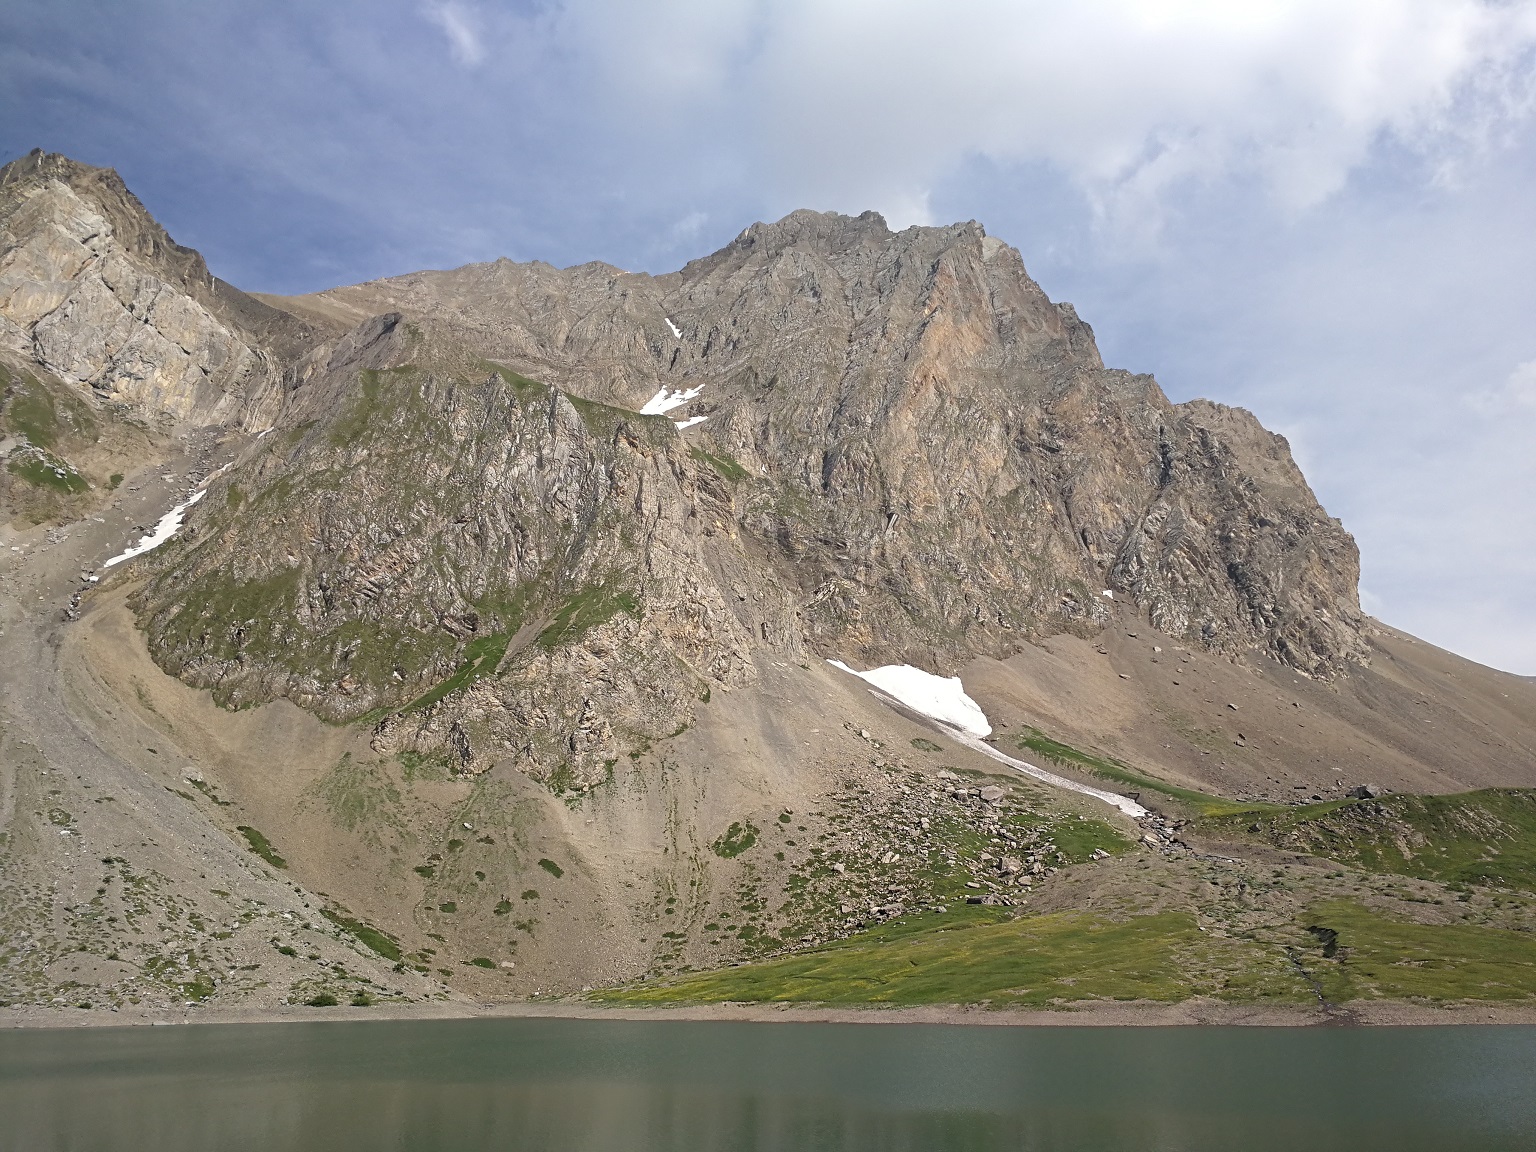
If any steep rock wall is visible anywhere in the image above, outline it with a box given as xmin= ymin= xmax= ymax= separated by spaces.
xmin=271 ymin=209 xmax=1364 ymax=677
xmin=0 ymin=150 xmax=330 ymax=431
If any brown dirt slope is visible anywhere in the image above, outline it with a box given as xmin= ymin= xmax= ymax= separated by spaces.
xmin=966 ymin=618 xmax=1536 ymax=804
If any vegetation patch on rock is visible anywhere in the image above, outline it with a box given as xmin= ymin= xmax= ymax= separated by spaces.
xmin=712 ymin=821 xmax=759 ymax=859
xmin=1209 ymin=790 xmax=1536 ymax=892
xmin=235 ymin=825 xmax=287 ymax=869
xmin=1016 ymin=728 xmax=1280 ymax=818
xmin=535 ymin=584 xmax=640 ymax=652
xmin=319 ymin=908 xmax=401 ymax=962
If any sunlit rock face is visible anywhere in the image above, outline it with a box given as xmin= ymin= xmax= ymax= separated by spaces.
xmin=0 ymin=150 xmax=326 ymax=431
xmin=1 ymin=149 xmax=1365 ymax=782
xmin=271 ymin=207 xmax=1366 ymax=681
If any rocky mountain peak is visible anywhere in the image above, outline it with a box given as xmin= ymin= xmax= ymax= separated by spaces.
xmin=0 ymin=149 xmax=330 ymax=430
xmin=721 ymin=208 xmax=895 ymax=258
xmin=1 ymin=148 xmax=216 ymax=297
xmin=98 ymin=203 xmax=1365 ymax=797
xmin=0 ymin=154 xmax=1372 ymax=786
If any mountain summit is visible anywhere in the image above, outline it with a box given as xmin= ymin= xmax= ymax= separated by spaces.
xmin=2 ymin=152 xmax=1532 ymax=1008
xmin=112 ymin=194 xmax=1374 ymax=795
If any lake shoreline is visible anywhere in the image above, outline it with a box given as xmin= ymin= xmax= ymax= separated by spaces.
xmin=6 ymin=996 xmax=1536 ymax=1031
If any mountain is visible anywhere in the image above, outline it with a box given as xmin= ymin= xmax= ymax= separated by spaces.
xmin=1 ymin=150 xmax=332 ymax=428
xmin=267 ymin=210 xmax=1370 ymax=679
xmin=132 ymin=208 xmax=1377 ymax=781
xmin=2 ymin=152 xmax=1534 ymax=1016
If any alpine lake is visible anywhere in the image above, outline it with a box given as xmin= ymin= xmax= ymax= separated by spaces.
xmin=2 ymin=1017 xmax=1535 ymax=1151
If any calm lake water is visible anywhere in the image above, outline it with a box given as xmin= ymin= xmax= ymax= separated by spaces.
xmin=1 ymin=1017 xmax=1534 ymax=1151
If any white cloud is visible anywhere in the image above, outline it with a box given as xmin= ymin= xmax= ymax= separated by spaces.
xmin=668 ymin=210 xmax=708 ymax=245
xmin=421 ymin=1 xmax=485 ymax=67
xmin=1470 ymin=359 xmax=1536 ymax=414
xmin=544 ymin=0 xmax=1536 ymax=229
xmin=873 ymin=188 xmax=933 ymax=231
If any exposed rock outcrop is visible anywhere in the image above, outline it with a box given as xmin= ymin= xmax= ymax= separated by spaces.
xmin=271 ymin=209 xmax=1366 ymax=678
xmin=118 ymin=204 xmax=1368 ymax=780
xmin=0 ymin=149 xmax=1369 ymax=776
xmin=0 ymin=150 xmax=331 ymax=431
xmin=136 ymin=316 xmax=773 ymax=784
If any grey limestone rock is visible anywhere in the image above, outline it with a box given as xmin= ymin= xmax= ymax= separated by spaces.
xmin=0 ymin=150 xmax=331 ymax=431
xmin=280 ymin=206 xmax=1366 ymax=678
xmin=0 ymin=156 xmax=1370 ymax=780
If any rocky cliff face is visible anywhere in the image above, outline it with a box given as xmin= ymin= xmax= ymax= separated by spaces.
xmin=0 ymin=149 xmax=1372 ymax=782
xmin=111 ymin=202 xmax=1368 ymax=783
xmin=280 ymin=209 xmax=1367 ymax=672
xmin=0 ymin=151 xmax=330 ymax=431
xmin=136 ymin=314 xmax=769 ymax=786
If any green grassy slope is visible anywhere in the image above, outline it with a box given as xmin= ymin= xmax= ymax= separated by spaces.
xmin=600 ymin=896 xmax=1536 ymax=1008
xmin=600 ymin=906 xmax=1304 ymax=1006
xmin=1013 ymin=729 xmax=1281 ymax=818
xmin=1208 ymin=790 xmax=1536 ymax=892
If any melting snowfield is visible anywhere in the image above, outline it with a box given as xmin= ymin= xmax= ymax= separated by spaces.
xmin=829 ymin=660 xmax=1148 ymax=818
xmin=639 ymin=384 xmax=703 ymax=415
xmin=102 ymin=488 xmax=207 ymax=569
xmin=639 ymin=380 xmax=708 ymax=429
xmin=829 ymin=660 xmax=991 ymax=736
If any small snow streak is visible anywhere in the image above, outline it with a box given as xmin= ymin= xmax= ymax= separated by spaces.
xmin=640 ymin=384 xmax=704 ymax=415
xmin=665 ymin=317 xmax=683 ymax=339
xmin=674 ymin=415 xmax=708 ymax=430
xmin=954 ymin=730 xmax=1148 ymax=818
xmin=103 ymin=489 xmax=207 ymax=568
xmin=827 ymin=659 xmax=1147 ymax=817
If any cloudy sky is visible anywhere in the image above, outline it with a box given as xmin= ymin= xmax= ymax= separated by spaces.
xmin=3 ymin=0 xmax=1534 ymax=673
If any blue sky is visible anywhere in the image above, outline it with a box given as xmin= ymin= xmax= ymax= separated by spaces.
xmin=4 ymin=0 xmax=1534 ymax=673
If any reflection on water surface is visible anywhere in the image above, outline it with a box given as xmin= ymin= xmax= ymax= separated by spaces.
xmin=2 ymin=1017 xmax=1534 ymax=1151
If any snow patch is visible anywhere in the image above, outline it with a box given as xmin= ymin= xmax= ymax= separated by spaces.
xmin=827 ymin=659 xmax=1147 ymax=818
xmin=103 ymin=488 xmax=207 ymax=569
xmin=673 ymin=415 xmax=708 ymax=430
xmin=828 ymin=661 xmax=991 ymax=737
xmin=1102 ymin=589 xmax=1114 ymax=599
xmin=665 ymin=317 xmax=683 ymax=339
xmin=953 ymin=732 xmax=1148 ymax=818
xmin=640 ymin=384 xmax=704 ymax=415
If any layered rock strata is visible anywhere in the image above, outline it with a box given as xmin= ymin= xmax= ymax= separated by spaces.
xmin=124 ymin=206 xmax=1367 ymax=780
xmin=1 ymin=150 xmax=330 ymax=430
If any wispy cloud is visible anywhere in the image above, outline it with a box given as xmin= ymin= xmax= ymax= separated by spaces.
xmin=420 ymin=1 xmax=484 ymax=67
xmin=667 ymin=210 xmax=707 ymax=245
xmin=1470 ymin=359 xmax=1536 ymax=414
xmin=731 ymin=0 xmax=1536 ymax=233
